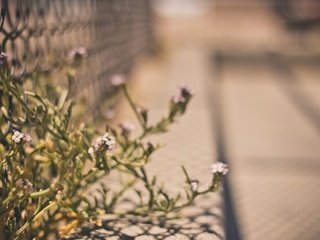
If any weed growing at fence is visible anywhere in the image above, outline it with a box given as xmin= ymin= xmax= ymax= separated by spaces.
xmin=0 ymin=50 xmax=228 ymax=239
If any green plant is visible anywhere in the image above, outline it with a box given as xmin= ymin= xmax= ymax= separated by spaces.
xmin=0 ymin=50 xmax=228 ymax=239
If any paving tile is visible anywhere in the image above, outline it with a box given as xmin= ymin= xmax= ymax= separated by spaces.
xmin=291 ymin=63 xmax=320 ymax=112
xmin=220 ymin=61 xmax=320 ymax=159
xmin=219 ymin=59 xmax=320 ymax=240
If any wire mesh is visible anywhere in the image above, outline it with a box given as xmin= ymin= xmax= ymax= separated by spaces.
xmin=0 ymin=0 xmax=153 ymax=108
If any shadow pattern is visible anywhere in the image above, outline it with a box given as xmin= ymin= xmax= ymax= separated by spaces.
xmin=61 ymin=195 xmax=225 ymax=240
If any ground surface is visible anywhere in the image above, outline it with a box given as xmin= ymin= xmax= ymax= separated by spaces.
xmin=142 ymin=2 xmax=320 ymax=239
xmin=65 ymin=1 xmax=320 ymax=239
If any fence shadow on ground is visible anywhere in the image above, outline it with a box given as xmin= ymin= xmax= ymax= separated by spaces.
xmin=62 ymin=195 xmax=224 ymax=240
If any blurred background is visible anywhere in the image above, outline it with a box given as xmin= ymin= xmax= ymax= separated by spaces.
xmin=146 ymin=1 xmax=320 ymax=239
xmin=1 ymin=0 xmax=320 ymax=239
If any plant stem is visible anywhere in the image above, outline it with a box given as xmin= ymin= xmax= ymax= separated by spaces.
xmin=14 ymin=200 xmax=57 ymax=239
xmin=140 ymin=167 xmax=154 ymax=210
xmin=30 ymin=188 xmax=52 ymax=198
xmin=122 ymin=85 xmax=146 ymax=131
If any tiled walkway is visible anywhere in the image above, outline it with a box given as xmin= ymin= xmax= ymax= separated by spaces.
xmin=66 ymin=2 xmax=320 ymax=239
xmin=123 ymin=3 xmax=320 ymax=239
xmin=212 ymin=53 xmax=320 ymax=240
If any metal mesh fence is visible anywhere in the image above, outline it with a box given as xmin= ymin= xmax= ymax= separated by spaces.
xmin=0 ymin=0 xmax=153 ymax=108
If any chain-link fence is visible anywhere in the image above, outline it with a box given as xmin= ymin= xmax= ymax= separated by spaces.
xmin=0 ymin=0 xmax=153 ymax=108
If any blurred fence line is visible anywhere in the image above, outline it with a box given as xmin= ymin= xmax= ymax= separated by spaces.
xmin=0 ymin=0 xmax=153 ymax=108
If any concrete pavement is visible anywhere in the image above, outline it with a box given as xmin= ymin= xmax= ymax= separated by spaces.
xmin=65 ymin=2 xmax=320 ymax=239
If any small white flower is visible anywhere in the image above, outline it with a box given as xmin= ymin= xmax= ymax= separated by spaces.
xmin=12 ymin=136 xmax=21 ymax=143
xmin=24 ymin=133 xmax=32 ymax=142
xmin=55 ymin=190 xmax=63 ymax=201
xmin=88 ymin=147 xmax=94 ymax=154
xmin=12 ymin=130 xmax=24 ymax=143
xmin=191 ymin=180 xmax=199 ymax=192
xmin=75 ymin=47 xmax=87 ymax=56
xmin=68 ymin=47 xmax=88 ymax=61
xmin=111 ymin=74 xmax=126 ymax=87
xmin=210 ymin=162 xmax=229 ymax=175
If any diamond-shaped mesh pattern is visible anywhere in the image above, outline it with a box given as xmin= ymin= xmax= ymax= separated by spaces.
xmin=0 ymin=0 xmax=153 ymax=109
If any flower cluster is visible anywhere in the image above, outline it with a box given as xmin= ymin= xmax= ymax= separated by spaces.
xmin=68 ymin=47 xmax=88 ymax=67
xmin=172 ymin=86 xmax=193 ymax=104
xmin=210 ymin=162 xmax=229 ymax=175
xmin=169 ymin=86 xmax=193 ymax=120
xmin=12 ymin=130 xmax=32 ymax=144
xmin=188 ymin=163 xmax=228 ymax=193
xmin=68 ymin=47 xmax=88 ymax=60
xmin=88 ymin=132 xmax=116 ymax=154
